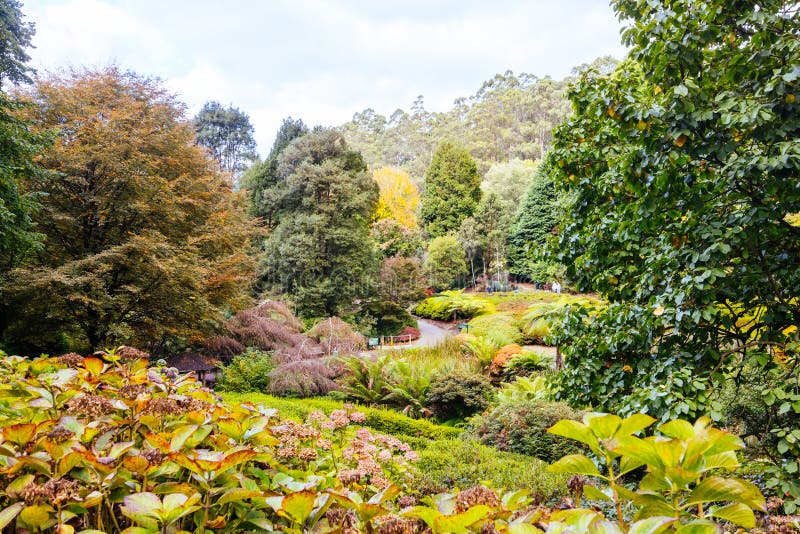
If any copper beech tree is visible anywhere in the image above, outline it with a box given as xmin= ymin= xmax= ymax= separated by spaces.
xmin=2 ymin=68 xmax=256 ymax=354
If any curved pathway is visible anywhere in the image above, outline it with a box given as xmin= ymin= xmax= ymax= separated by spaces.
xmin=365 ymin=318 xmax=455 ymax=353
xmin=400 ymin=318 xmax=454 ymax=349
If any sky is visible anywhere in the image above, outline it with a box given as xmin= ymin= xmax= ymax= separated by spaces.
xmin=25 ymin=0 xmax=627 ymax=156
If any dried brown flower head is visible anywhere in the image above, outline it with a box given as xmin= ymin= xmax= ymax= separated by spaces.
xmin=118 ymin=383 xmax=148 ymax=400
xmin=21 ymin=479 xmax=80 ymax=505
xmin=141 ymin=397 xmax=180 ymax=416
xmin=377 ymin=514 xmax=425 ymax=534
xmin=56 ymin=352 xmax=85 ymax=367
xmin=65 ymin=394 xmax=115 ymax=418
xmin=141 ymin=449 xmax=165 ymax=466
xmin=116 ymin=346 xmax=150 ymax=362
xmin=455 ymin=486 xmax=501 ymax=513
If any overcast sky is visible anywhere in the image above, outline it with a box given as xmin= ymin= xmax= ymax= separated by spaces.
xmin=25 ymin=0 xmax=627 ymax=155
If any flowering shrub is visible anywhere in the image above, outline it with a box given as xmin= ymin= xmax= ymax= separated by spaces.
xmin=0 ymin=350 xmax=415 ymax=532
xmin=0 ymin=350 xmax=780 ymax=533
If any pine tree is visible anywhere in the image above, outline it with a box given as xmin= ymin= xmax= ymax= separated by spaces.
xmin=242 ymin=117 xmax=308 ymax=228
xmin=419 ymin=142 xmax=481 ymax=238
xmin=507 ymin=164 xmax=558 ymax=282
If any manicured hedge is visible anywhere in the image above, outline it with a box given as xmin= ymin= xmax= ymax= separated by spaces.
xmin=221 ymin=392 xmax=462 ymax=441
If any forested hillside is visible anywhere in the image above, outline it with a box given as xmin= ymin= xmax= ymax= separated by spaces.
xmin=338 ymin=57 xmax=616 ymax=180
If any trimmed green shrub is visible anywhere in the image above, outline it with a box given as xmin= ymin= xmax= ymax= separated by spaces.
xmin=467 ymin=313 xmax=522 ymax=346
xmin=412 ymin=438 xmax=568 ymax=499
xmin=425 ymin=372 xmax=495 ymax=421
xmin=467 ymin=401 xmax=585 ymax=462
xmin=216 ymin=349 xmax=274 ymax=392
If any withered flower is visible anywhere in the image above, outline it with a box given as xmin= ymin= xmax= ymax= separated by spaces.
xmin=65 ymin=394 xmax=115 ymax=418
xmin=455 ymin=486 xmax=501 ymax=513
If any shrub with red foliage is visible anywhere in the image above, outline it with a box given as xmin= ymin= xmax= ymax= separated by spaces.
xmin=399 ymin=326 xmax=421 ymax=341
xmin=207 ymin=301 xmax=345 ymax=397
xmin=267 ymin=359 xmax=341 ymax=397
xmin=207 ymin=300 xmax=324 ymax=362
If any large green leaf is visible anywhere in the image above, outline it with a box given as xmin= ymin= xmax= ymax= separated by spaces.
xmin=547 ymin=454 xmax=601 ymax=477
xmin=434 ymin=505 xmax=492 ymax=534
xmin=591 ymin=520 xmax=626 ymax=534
xmin=674 ymin=520 xmax=721 ymax=534
xmin=121 ymin=493 xmax=161 ymax=530
xmin=658 ymin=420 xmax=694 ymax=440
xmin=615 ymin=436 xmax=664 ymax=470
xmin=19 ymin=504 xmax=56 ymax=530
xmin=617 ymin=414 xmax=657 ymax=437
xmin=161 ymin=493 xmax=200 ymax=524
xmin=547 ymin=420 xmax=600 ymax=453
xmin=583 ymin=485 xmax=613 ymax=502
xmin=507 ymin=524 xmax=544 ymax=534
xmin=708 ymin=502 xmax=756 ymax=528
xmin=279 ymin=490 xmax=317 ymax=524
xmin=585 ymin=413 xmax=622 ymax=439
xmin=686 ymin=477 xmax=765 ymax=511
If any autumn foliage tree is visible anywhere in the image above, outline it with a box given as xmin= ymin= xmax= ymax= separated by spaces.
xmin=372 ymin=166 xmax=419 ymax=229
xmin=1 ymin=68 xmax=255 ymax=354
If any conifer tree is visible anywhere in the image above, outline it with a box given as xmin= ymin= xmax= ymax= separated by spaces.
xmin=419 ymin=142 xmax=481 ymax=238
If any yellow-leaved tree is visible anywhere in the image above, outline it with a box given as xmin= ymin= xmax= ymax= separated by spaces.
xmin=372 ymin=166 xmax=419 ymax=229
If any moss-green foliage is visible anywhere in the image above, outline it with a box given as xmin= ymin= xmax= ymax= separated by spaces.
xmin=425 ymin=372 xmax=495 ymax=421
xmin=468 ymin=313 xmax=522 ymax=346
xmin=467 ymin=401 xmax=585 ymax=463
xmin=503 ymin=350 xmax=553 ymax=378
xmin=392 ymin=338 xmax=482 ymax=376
xmin=358 ymin=300 xmax=416 ymax=336
xmin=216 ymin=349 xmax=274 ymax=392
xmin=411 ymin=438 xmax=567 ymax=499
xmin=221 ymin=392 xmax=461 ymax=441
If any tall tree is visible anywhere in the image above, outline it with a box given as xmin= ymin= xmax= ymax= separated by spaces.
xmin=257 ymin=129 xmax=379 ymax=317
xmin=0 ymin=0 xmax=43 ymax=282
xmin=419 ymin=142 xmax=481 ymax=238
xmin=0 ymin=0 xmax=34 ymax=88
xmin=424 ymin=235 xmax=467 ymax=290
xmin=507 ymin=163 xmax=558 ymax=282
xmin=242 ymin=117 xmax=307 ymax=227
xmin=2 ymin=68 xmax=255 ymax=354
xmin=473 ymin=192 xmax=511 ymax=283
xmin=546 ymin=0 xmax=800 ymax=505
xmin=193 ymin=100 xmax=258 ymax=180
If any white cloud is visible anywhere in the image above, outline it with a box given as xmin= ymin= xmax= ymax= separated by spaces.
xmin=24 ymin=0 xmax=627 ymax=155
